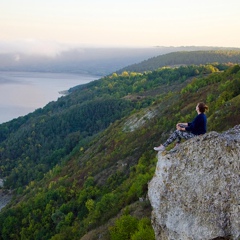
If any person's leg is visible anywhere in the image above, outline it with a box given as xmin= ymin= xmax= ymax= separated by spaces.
xmin=176 ymin=136 xmax=181 ymax=144
xmin=154 ymin=131 xmax=181 ymax=151
xmin=163 ymin=130 xmax=195 ymax=147
xmin=177 ymin=124 xmax=187 ymax=143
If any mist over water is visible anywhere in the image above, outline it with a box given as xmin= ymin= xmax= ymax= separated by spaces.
xmin=0 ymin=71 xmax=100 ymax=124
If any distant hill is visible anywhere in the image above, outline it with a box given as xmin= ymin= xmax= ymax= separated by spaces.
xmin=0 ymin=54 xmax=240 ymax=238
xmin=0 ymin=47 xmax=239 ymax=75
xmin=118 ymin=50 xmax=240 ymax=73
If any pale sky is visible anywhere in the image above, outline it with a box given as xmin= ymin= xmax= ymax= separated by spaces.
xmin=0 ymin=0 xmax=240 ymax=54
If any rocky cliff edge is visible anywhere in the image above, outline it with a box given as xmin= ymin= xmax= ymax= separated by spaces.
xmin=148 ymin=125 xmax=240 ymax=240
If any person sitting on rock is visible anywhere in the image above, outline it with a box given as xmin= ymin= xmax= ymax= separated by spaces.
xmin=154 ymin=102 xmax=208 ymax=151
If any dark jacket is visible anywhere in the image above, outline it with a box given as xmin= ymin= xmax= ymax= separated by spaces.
xmin=186 ymin=113 xmax=207 ymax=135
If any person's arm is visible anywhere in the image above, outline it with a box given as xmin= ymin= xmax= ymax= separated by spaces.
xmin=186 ymin=114 xmax=207 ymax=134
xmin=185 ymin=116 xmax=198 ymax=132
xmin=177 ymin=123 xmax=188 ymax=126
xmin=176 ymin=123 xmax=188 ymax=129
xmin=177 ymin=125 xmax=186 ymax=131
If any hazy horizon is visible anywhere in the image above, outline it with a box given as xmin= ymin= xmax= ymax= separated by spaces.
xmin=1 ymin=46 xmax=237 ymax=76
xmin=1 ymin=0 xmax=240 ymax=122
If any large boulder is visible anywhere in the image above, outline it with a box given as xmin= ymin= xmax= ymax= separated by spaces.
xmin=148 ymin=125 xmax=240 ymax=240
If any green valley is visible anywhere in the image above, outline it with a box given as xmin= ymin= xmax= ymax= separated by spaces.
xmin=0 ymin=51 xmax=240 ymax=239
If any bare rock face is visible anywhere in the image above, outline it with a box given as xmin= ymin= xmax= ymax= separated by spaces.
xmin=148 ymin=125 xmax=240 ymax=240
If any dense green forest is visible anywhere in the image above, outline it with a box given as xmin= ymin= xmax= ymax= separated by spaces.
xmin=119 ymin=50 xmax=240 ymax=73
xmin=0 ymin=51 xmax=240 ymax=239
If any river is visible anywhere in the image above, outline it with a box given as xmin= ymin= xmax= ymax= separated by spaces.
xmin=0 ymin=71 xmax=100 ymax=124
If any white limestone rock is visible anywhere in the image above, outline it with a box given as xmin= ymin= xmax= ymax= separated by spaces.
xmin=148 ymin=125 xmax=240 ymax=240
xmin=123 ymin=109 xmax=156 ymax=132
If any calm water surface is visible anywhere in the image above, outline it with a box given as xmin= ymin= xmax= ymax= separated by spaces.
xmin=0 ymin=71 xmax=100 ymax=124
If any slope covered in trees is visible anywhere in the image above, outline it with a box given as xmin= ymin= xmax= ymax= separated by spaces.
xmin=0 ymin=60 xmax=240 ymax=239
xmin=118 ymin=50 xmax=240 ymax=73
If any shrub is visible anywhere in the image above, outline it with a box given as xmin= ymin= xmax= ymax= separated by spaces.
xmin=109 ymin=215 xmax=138 ymax=240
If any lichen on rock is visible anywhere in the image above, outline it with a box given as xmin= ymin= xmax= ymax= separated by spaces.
xmin=148 ymin=125 xmax=240 ymax=240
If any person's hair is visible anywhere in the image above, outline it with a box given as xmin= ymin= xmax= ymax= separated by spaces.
xmin=198 ymin=102 xmax=209 ymax=113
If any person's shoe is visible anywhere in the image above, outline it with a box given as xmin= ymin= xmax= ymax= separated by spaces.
xmin=154 ymin=145 xmax=165 ymax=151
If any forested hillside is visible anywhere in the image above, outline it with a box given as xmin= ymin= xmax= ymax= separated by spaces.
xmin=0 ymin=55 xmax=240 ymax=239
xmin=119 ymin=50 xmax=240 ymax=73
